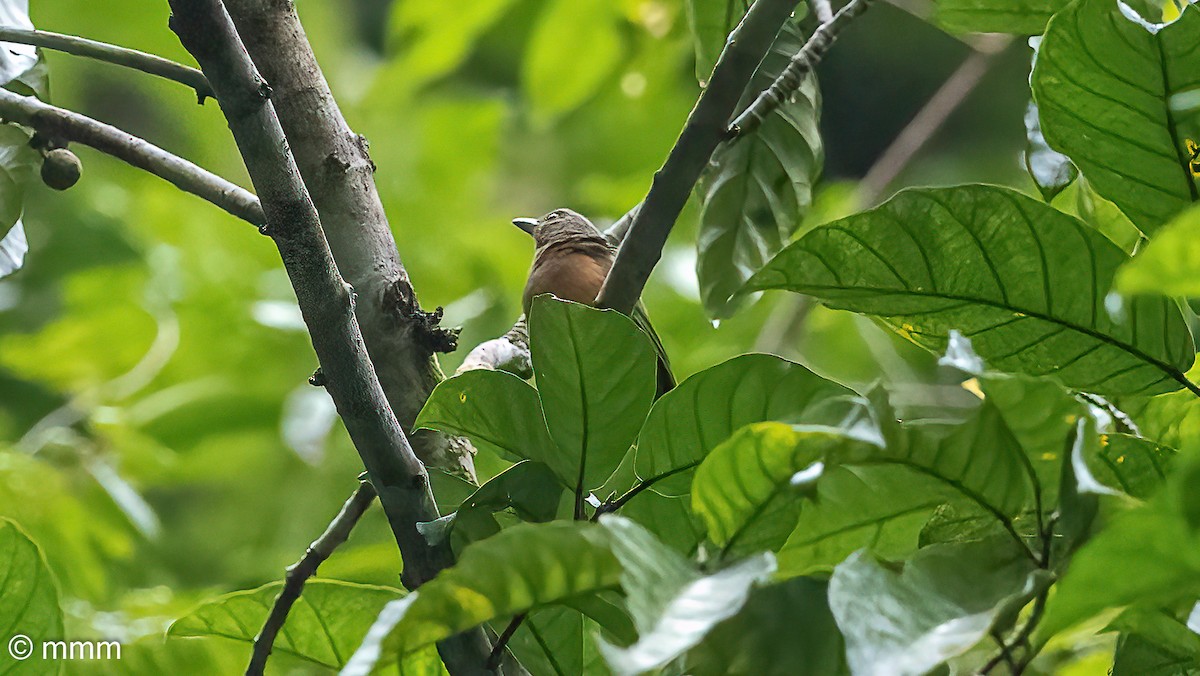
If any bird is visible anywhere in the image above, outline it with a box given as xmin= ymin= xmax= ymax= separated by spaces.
xmin=513 ymin=208 xmax=675 ymax=397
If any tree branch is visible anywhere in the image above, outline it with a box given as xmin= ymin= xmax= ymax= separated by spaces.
xmin=0 ymin=87 xmax=263 ymax=224
xmin=729 ymin=0 xmax=875 ymax=137
xmin=220 ymin=0 xmax=475 ymax=480
xmin=455 ymin=317 xmax=531 ymax=379
xmin=166 ymin=1 xmax=494 ymax=673
xmin=0 ymin=26 xmax=214 ymax=101
xmin=595 ymin=0 xmax=797 ymax=315
xmin=247 ymin=481 xmax=377 ymax=676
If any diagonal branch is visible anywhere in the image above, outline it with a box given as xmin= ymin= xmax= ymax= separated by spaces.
xmin=247 ymin=481 xmax=377 ymax=676
xmin=0 ymin=87 xmax=263 ymax=224
xmin=0 ymin=26 xmax=214 ymax=101
xmin=166 ymin=1 xmax=494 ymax=673
xmin=595 ymin=0 xmax=798 ymax=315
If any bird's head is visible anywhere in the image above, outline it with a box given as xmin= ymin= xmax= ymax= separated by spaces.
xmin=512 ymin=208 xmax=601 ymax=247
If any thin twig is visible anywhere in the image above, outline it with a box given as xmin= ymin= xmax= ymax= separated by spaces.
xmin=858 ymin=35 xmax=1011 ymax=205
xmin=247 ymin=482 xmax=378 ymax=676
xmin=729 ymin=0 xmax=875 ymax=138
xmin=596 ymin=0 xmax=799 ymax=315
xmin=486 ymin=612 xmax=527 ymax=672
xmin=0 ymin=87 xmax=263 ymax=224
xmin=455 ymin=317 xmax=531 ymax=378
xmin=0 ymin=26 xmax=213 ymax=101
xmin=167 ymin=1 xmax=494 ymax=673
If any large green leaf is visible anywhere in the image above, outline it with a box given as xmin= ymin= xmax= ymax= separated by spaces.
xmin=169 ymin=580 xmax=403 ymax=671
xmin=935 ymin=0 xmax=1070 ymax=34
xmin=635 ymin=353 xmax=867 ymax=497
xmin=829 ymin=538 xmax=1040 ymax=676
xmin=777 ymin=465 xmax=954 ymax=577
xmin=506 ymin=606 xmax=585 ymax=676
xmin=447 ymin=460 xmax=567 ymax=553
xmin=522 ymin=0 xmax=622 ymax=122
xmin=684 ymin=0 xmax=742 ymax=82
xmin=1038 ymin=456 xmax=1200 ymax=640
xmin=692 ymin=422 xmax=880 ymax=559
xmin=530 ymin=297 xmax=656 ymax=494
xmin=414 ymin=370 xmax=567 ymax=484
xmin=597 ymin=516 xmax=774 ymax=675
xmin=684 ymin=577 xmax=848 ymax=676
xmin=1117 ymin=204 xmax=1200 ymax=297
xmin=747 ymin=185 xmax=1196 ymax=397
xmin=1032 ymin=0 xmax=1200 ymax=233
xmin=343 ymin=522 xmax=620 ymax=671
xmin=696 ymin=23 xmax=822 ymax=317
xmin=0 ymin=519 xmax=62 ymax=676
xmin=1110 ymin=609 xmax=1200 ymax=675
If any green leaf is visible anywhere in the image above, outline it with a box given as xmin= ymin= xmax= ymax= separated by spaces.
xmin=1090 ymin=432 xmax=1175 ymax=499
xmin=692 ymin=422 xmax=880 ymax=558
xmin=344 ymin=522 xmax=620 ymax=670
xmin=530 ymin=297 xmax=656 ymax=493
xmin=169 ymin=580 xmax=403 ymax=671
xmin=1032 ymin=0 xmax=1200 ymax=234
xmin=506 ymin=606 xmax=585 ymax=676
xmin=934 ymin=0 xmax=1070 ymax=34
xmin=415 ymin=370 xmax=567 ymax=483
xmin=1117 ymin=205 xmax=1200 ymax=297
xmin=635 ymin=353 xmax=866 ymax=497
xmin=1114 ymin=633 xmax=1200 ymax=676
xmin=0 ymin=518 xmax=62 ymax=676
xmin=1024 ymin=100 xmax=1078 ymax=201
xmin=448 ymin=460 xmax=566 ymax=553
xmin=829 ymin=538 xmax=1040 ymax=676
xmin=1076 ymin=177 xmax=1144 ymax=253
xmin=598 ymin=516 xmax=775 ymax=676
xmin=386 ymin=0 xmax=517 ymax=91
xmin=696 ymin=23 xmax=822 ymax=317
xmin=684 ymin=0 xmax=741 ymax=82
xmin=0 ymin=124 xmax=39 ymax=279
xmin=747 ymin=185 xmax=1196 ymax=397
xmin=777 ymin=465 xmax=954 ymax=577
xmin=522 ymin=0 xmax=623 ymax=122
xmin=1038 ymin=456 xmax=1200 ymax=640
xmin=684 ymin=577 xmax=848 ymax=676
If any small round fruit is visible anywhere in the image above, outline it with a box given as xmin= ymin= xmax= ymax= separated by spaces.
xmin=41 ymin=148 xmax=82 ymax=190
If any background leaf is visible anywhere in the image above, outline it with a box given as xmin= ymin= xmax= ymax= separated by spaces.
xmin=696 ymin=23 xmax=823 ymax=317
xmin=522 ymin=0 xmax=623 ymax=123
xmin=1032 ymin=0 xmax=1200 ymax=233
xmin=748 ymin=185 xmax=1196 ymax=397
xmin=1117 ymin=205 xmax=1200 ymax=297
xmin=934 ymin=0 xmax=1070 ymax=34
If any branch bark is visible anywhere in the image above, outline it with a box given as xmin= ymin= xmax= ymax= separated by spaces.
xmin=220 ymin=0 xmax=475 ymax=480
xmin=595 ymin=0 xmax=797 ymax=315
xmin=247 ymin=481 xmax=378 ymax=676
xmin=166 ymin=2 xmax=493 ymax=673
xmin=0 ymin=27 xmax=214 ymax=101
xmin=0 ymin=87 xmax=263 ymax=224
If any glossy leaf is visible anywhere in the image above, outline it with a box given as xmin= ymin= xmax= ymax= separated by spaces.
xmin=935 ymin=0 xmax=1070 ymax=34
xmin=696 ymin=23 xmax=822 ymax=317
xmin=343 ymin=522 xmax=619 ymax=671
xmin=0 ymin=518 xmax=62 ymax=676
xmin=598 ymin=516 xmax=774 ymax=675
xmin=1032 ymin=0 xmax=1200 ymax=233
xmin=747 ymin=185 xmax=1196 ymax=397
xmin=635 ymin=353 xmax=867 ymax=497
xmin=684 ymin=577 xmax=848 ymax=676
xmin=777 ymin=465 xmax=954 ymax=577
xmin=530 ymin=297 xmax=656 ymax=493
xmin=415 ymin=369 xmax=567 ymax=483
xmin=829 ymin=539 xmax=1039 ymax=676
xmin=692 ymin=422 xmax=881 ymax=558
xmin=169 ymin=580 xmax=403 ymax=671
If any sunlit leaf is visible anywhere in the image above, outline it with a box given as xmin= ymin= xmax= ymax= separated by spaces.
xmin=935 ymin=0 xmax=1070 ymax=34
xmin=748 ymin=185 xmax=1196 ymax=397
xmin=169 ymin=580 xmax=403 ymax=671
xmin=0 ymin=518 xmax=62 ymax=676
xmin=1032 ymin=0 xmax=1200 ymax=234
xmin=523 ymin=0 xmax=623 ymax=122
xmin=1117 ymin=205 xmax=1200 ymax=298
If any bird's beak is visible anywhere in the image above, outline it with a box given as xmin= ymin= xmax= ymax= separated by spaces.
xmin=512 ymin=217 xmax=538 ymax=236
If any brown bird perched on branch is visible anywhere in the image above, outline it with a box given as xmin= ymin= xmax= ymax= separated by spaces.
xmin=513 ymin=208 xmax=675 ymax=397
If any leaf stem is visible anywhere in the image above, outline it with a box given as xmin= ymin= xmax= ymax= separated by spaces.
xmin=0 ymin=26 xmax=214 ymax=101
xmin=486 ymin=612 xmax=527 ymax=672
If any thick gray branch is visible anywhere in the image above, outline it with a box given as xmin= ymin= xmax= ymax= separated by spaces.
xmin=595 ymin=0 xmax=798 ymax=315
xmin=0 ymin=26 xmax=214 ymax=101
xmin=0 ymin=87 xmax=262 ymax=224
xmin=221 ymin=0 xmax=475 ymax=480
xmin=167 ymin=1 xmax=493 ymax=672
xmin=455 ymin=317 xmax=531 ymax=379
